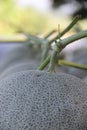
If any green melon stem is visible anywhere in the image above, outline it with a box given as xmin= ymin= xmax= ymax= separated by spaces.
xmin=41 ymin=16 xmax=81 ymax=62
xmin=49 ymin=15 xmax=81 ymax=44
xmin=38 ymin=30 xmax=87 ymax=71
xmin=58 ymin=60 xmax=87 ymax=70
xmin=38 ymin=56 xmax=50 ymax=70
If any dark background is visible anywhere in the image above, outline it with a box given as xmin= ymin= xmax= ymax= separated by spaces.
xmin=52 ymin=0 xmax=87 ymax=19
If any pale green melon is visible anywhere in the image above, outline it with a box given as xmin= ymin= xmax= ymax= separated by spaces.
xmin=0 ymin=70 xmax=87 ymax=130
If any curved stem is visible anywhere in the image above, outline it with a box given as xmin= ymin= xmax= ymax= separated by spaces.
xmin=49 ymin=15 xmax=81 ymax=44
xmin=38 ymin=30 xmax=87 ymax=70
xmin=41 ymin=15 xmax=81 ymax=62
xmin=61 ymin=30 xmax=87 ymax=47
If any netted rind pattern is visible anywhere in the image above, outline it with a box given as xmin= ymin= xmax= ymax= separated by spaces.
xmin=0 ymin=70 xmax=87 ymax=130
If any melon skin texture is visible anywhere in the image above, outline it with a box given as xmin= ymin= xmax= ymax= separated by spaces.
xmin=0 ymin=70 xmax=87 ymax=130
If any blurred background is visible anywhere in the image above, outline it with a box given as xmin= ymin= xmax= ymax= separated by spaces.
xmin=0 ymin=0 xmax=55 ymax=37
xmin=0 ymin=0 xmax=87 ymax=38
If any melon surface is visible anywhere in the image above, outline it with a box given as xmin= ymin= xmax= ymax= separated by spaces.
xmin=0 ymin=70 xmax=87 ymax=130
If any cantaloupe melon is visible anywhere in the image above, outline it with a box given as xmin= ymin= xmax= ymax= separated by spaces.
xmin=0 ymin=70 xmax=87 ymax=130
